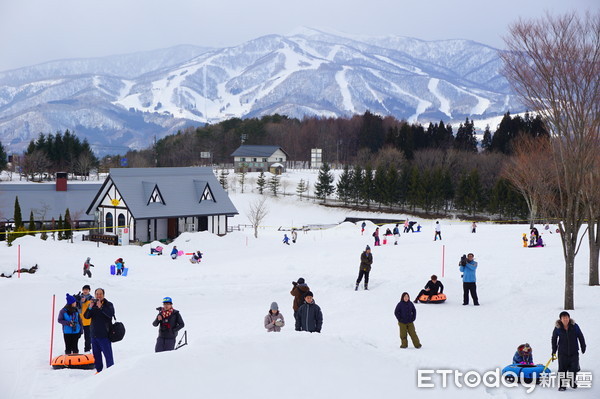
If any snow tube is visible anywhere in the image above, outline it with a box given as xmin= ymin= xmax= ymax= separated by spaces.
xmin=51 ymin=353 xmax=95 ymax=370
xmin=418 ymin=293 xmax=446 ymax=303
xmin=501 ymin=364 xmax=551 ymax=383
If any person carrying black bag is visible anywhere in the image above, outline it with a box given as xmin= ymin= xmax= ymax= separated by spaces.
xmin=153 ymin=297 xmax=185 ymax=352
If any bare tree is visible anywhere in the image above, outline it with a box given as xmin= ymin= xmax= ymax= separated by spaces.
xmin=501 ymin=11 xmax=600 ymax=308
xmin=22 ymin=150 xmax=51 ymax=181
xmin=247 ymin=197 xmax=269 ymax=238
xmin=73 ymin=153 xmax=95 ymax=180
xmin=583 ymin=151 xmax=600 ymax=285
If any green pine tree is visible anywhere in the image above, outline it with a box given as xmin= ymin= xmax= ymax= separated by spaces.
xmin=28 ymin=211 xmax=36 ymax=236
xmin=57 ymin=215 xmax=64 ymax=240
xmin=314 ymin=162 xmax=335 ymax=203
xmin=361 ymin=165 xmax=374 ymax=208
xmin=481 ymin=125 xmax=492 ymax=151
xmin=336 ymin=165 xmax=353 ymax=205
xmin=14 ymin=196 xmax=23 ymax=229
xmin=0 ymin=140 xmax=7 ymax=171
xmin=64 ymin=208 xmax=72 ymax=240
xmin=219 ymin=169 xmax=229 ymax=190
xmin=268 ymin=174 xmax=280 ymax=196
xmin=351 ymin=165 xmax=363 ymax=205
xmin=238 ymin=167 xmax=247 ymax=193
xmin=373 ymin=165 xmax=387 ymax=209
xmin=385 ymin=165 xmax=400 ymax=209
xmin=296 ymin=179 xmax=307 ymax=200
xmin=256 ymin=171 xmax=266 ymax=194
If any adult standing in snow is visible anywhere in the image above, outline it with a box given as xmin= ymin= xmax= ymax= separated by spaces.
xmin=291 ymin=278 xmax=310 ymax=325
xmin=58 ymin=294 xmax=82 ymax=354
xmin=434 ymin=221 xmax=442 ymax=241
xmin=264 ymin=302 xmax=285 ymax=332
xmin=460 ymin=253 xmax=479 ymax=306
xmin=471 ymin=222 xmax=477 ymax=233
xmin=552 ymin=311 xmax=586 ymax=391
xmin=84 ymin=288 xmax=115 ymax=373
xmin=372 ymin=227 xmax=380 ymax=246
xmin=295 ymin=291 xmax=323 ymax=333
xmin=355 ymin=245 xmax=373 ymax=291
xmin=361 ymin=221 xmax=366 ymax=235
xmin=291 ymin=229 xmax=298 ymax=244
xmin=414 ymin=275 xmax=444 ymax=302
xmin=394 ymin=292 xmax=421 ymax=349
xmin=75 ymin=284 xmax=93 ymax=352
xmin=83 ymin=257 xmax=94 ymax=278
xmin=170 ymin=246 xmax=178 ymax=260
xmin=153 ymin=297 xmax=185 ymax=352
xmin=393 ymin=224 xmax=400 ymax=245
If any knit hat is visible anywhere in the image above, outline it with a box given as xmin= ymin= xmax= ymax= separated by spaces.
xmin=365 ymin=245 xmax=371 ymax=251
xmin=305 ymin=291 xmax=314 ymax=297
xmin=559 ymin=311 xmax=570 ymax=319
xmin=66 ymin=294 xmax=76 ymax=305
xmin=297 ymin=277 xmax=305 ymax=284
xmin=270 ymin=302 xmax=279 ymax=311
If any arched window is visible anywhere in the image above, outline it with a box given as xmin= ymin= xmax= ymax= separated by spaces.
xmin=106 ymin=212 xmax=114 ymax=233
xmin=118 ymin=214 xmax=126 ymax=228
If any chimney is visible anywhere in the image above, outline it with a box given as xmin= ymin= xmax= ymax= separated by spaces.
xmin=56 ymin=172 xmax=68 ymax=191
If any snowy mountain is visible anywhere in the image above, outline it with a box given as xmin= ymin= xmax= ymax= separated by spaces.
xmin=0 ymin=28 xmax=522 ymax=154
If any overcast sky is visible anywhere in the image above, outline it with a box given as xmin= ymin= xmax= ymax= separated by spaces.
xmin=0 ymin=0 xmax=596 ymax=72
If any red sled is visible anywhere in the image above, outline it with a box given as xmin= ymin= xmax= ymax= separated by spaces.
xmin=383 ymin=237 xmax=387 ymax=245
xmin=110 ymin=265 xmax=116 ymax=275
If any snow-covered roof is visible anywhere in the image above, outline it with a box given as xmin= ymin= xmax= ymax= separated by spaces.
xmin=86 ymin=167 xmax=238 ymax=219
xmin=270 ymin=163 xmax=284 ymax=168
xmin=231 ymin=145 xmax=288 ymax=158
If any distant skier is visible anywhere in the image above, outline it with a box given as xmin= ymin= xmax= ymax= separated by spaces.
xmin=170 ymin=246 xmax=178 ymax=260
xmin=152 ymin=297 xmax=185 ymax=352
xmin=434 ymin=221 xmax=442 ymax=241
xmin=512 ymin=343 xmax=534 ymax=365
xmin=83 ymin=257 xmax=94 ymax=278
xmin=414 ymin=275 xmax=444 ymax=303
xmin=355 ymin=245 xmax=373 ymax=291
xmin=295 ymin=291 xmax=323 ymax=333
xmin=372 ymin=227 xmax=380 ymax=246
xmin=361 ymin=221 xmax=366 ymax=235
xmin=394 ymin=293 xmax=421 ymax=349
xmin=393 ymin=224 xmax=400 ymax=245
xmin=283 ymin=234 xmax=290 ymax=245
xmin=264 ymin=302 xmax=285 ymax=332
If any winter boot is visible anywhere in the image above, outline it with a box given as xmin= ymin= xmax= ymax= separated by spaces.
xmin=355 ymin=283 xmax=359 ymax=291
xmin=364 ymin=284 xmax=368 ymax=290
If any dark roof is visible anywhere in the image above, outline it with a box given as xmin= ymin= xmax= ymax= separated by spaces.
xmin=230 ymin=145 xmax=288 ymax=158
xmin=87 ymin=167 xmax=238 ymax=219
xmin=0 ymin=183 xmax=102 ymax=222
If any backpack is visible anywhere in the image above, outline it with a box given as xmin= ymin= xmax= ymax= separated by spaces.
xmin=109 ymin=315 xmax=126 ymax=343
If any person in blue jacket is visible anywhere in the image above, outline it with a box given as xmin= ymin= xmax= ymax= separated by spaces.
xmin=394 ymin=292 xmax=422 ymax=348
xmin=170 ymin=246 xmax=178 ymax=260
xmin=84 ymin=288 xmax=116 ymax=373
xmin=459 ymin=253 xmax=479 ymax=306
xmin=513 ymin=343 xmax=534 ymax=364
xmin=57 ymin=294 xmax=83 ymax=354
xmin=552 ymin=311 xmax=586 ymax=391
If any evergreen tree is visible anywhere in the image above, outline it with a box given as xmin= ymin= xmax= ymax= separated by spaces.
xmin=336 ymin=165 xmax=353 ymax=205
xmin=481 ymin=125 xmax=492 ymax=151
xmin=256 ymin=172 xmax=266 ymax=194
xmin=455 ymin=170 xmax=483 ymax=214
xmin=14 ymin=196 xmax=23 ymax=229
xmin=407 ymin=167 xmax=421 ymax=210
xmin=268 ymin=174 xmax=280 ymax=197
xmin=351 ymin=165 xmax=363 ymax=205
xmin=314 ymin=162 xmax=335 ymax=203
xmin=0 ymin=140 xmax=7 ymax=171
xmin=384 ymin=165 xmax=401 ymax=209
xmin=361 ymin=165 xmax=374 ymax=207
xmin=373 ymin=165 xmax=387 ymax=209
xmin=28 ymin=211 xmax=36 ymax=236
xmin=238 ymin=168 xmax=247 ymax=193
xmin=218 ymin=169 xmax=229 ymax=190
xmin=64 ymin=208 xmax=72 ymax=240
xmin=454 ymin=118 xmax=478 ymax=152
xmin=40 ymin=229 xmax=48 ymax=241
xmin=296 ymin=179 xmax=307 ymax=200
xmin=57 ymin=215 xmax=64 ymax=240
xmin=358 ymin=111 xmax=385 ymax=153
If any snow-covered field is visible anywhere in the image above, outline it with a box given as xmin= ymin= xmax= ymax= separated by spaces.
xmin=0 ymin=189 xmax=597 ymax=399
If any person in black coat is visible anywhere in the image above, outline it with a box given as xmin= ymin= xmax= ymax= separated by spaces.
xmin=414 ymin=275 xmax=444 ymax=302
xmin=153 ymin=297 xmax=185 ymax=352
xmin=394 ymin=292 xmax=421 ymax=348
xmin=551 ymin=311 xmax=586 ymax=391
xmin=295 ymin=291 xmax=323 ymax=333
xmin=355 ymin=246 xmax=373 ymax=291
xmin=84 ymin=288 xmax=115 ymax=373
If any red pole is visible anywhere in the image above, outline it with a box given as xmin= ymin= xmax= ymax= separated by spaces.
xmin=442 ymin=245 xmax=445 ymax=278
xmin=50 ymin=294 xmax=56 ymax=365
xmin=18 ymin=245 xmax=21 ymax=278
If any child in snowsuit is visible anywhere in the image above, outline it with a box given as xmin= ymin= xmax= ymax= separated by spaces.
xmin=74 ymin=285 xmax=93 ymax=352
xmin=361 ymin=222 xmax=366 ymax=235
xmin=513 ymin=343 xmax=534 ymax=364
xmin=283 ymin=234 xmax=290 ymax=245
xmin=190 ymin=251 xmax=203 ymax=264
xmin=372 ymin=227 xmax=380 ymax=246
xmin=264 ymin=302 xmax=285 ymax=332
xmin=170 ymin=247 xmax=178 ymax=259
xmin=115 ymin=258 xmax=124 ymax=275
xmin=83 ymin=257 xmax=94 ymax=278
xmin=58 ymin=294 xmax=83 ymax=354
xmin=393 ymin=224 xmax=400 ymax=245
xmin=522 ymin=234 xmax=528 ymax=247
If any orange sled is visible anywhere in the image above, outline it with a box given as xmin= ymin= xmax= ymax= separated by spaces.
xmin=418 ymin=293 xmax=447 ymax=303
xmin=51 ymin=353 xmax=95 ymax=370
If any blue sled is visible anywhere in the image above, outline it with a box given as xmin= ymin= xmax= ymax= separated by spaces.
xmin=502 ymin=364 xmax=551 ymax=384
xmin=122 ymin=267 xmax=129 ymax=277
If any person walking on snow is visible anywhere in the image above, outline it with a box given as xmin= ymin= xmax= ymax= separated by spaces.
xmin=58 ymin=294 xmax=83 ymax=354
xmin=434 ymin=221 xmax=442 ymax=241
xmin=290 ymin=278 xmax=310 ymax=326
xmin=84 ymin=288 xmax=115 ymax=373
xmin=372 ymin=227 xmax=380 ymax=246
xmin=264 ymin=302 xmax=285 ymax=332
xmin=393 ymin=224 xmax=400 ymax=245
xmin=291 ymin=229 xmax=298 ymax=244
xmin=394 ymin=292 xmax=421 ymax=349
xmin=83 ymin=257 xmax=94 ymax=278
xmin=355 ymin=245 xmax=373 ymax=291
xmin=459 ymin=253 xmax=479 ymax=306
xmin=153 ymin=297 xmax=185 ymax=352
xmin=471 ymin=222 xmax=477 ymax=233
xmin=361 ymin=221 xmax=366 ymax=235
xmin=74 ymin=285 xmax=93 ymax=352
xmin=552 ymin=311 xmax=586 ymax=391
xmin=414 ymin=275 xmax=444 ymax=302
xmin=295 ymin=291 xmax=323 ymax=333
xmin=403 ymin=219 xmax=409 ymax=233
xmin=283 ymin=234 xmax=290 ymax=245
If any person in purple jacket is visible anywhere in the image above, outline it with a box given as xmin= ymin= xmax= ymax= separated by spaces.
xmin=57 ymin=294 xmax=83 ymax=354
xmin=394 ymin=292 xmax=421 ymax=349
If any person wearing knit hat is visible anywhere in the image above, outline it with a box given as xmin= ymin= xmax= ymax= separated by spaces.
xmin=512 ymin=343 xmax=534 ymax=365
xmin=264 ymin=302 xmax=285 ymax=332
xmin=355 ymin=246 xmax=373 ymax=291
xmin=552 ymin=311 xmax=586 ymax=391
xmin=153 ymin=297 xmax=185 ymax=352
xmin=295 ymin=291 xmax=323 ymax=333
xmin=291 ymin=277 xmax=310 ymax=326
xmin=57 ymin=294 xmax=83 ymax=354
